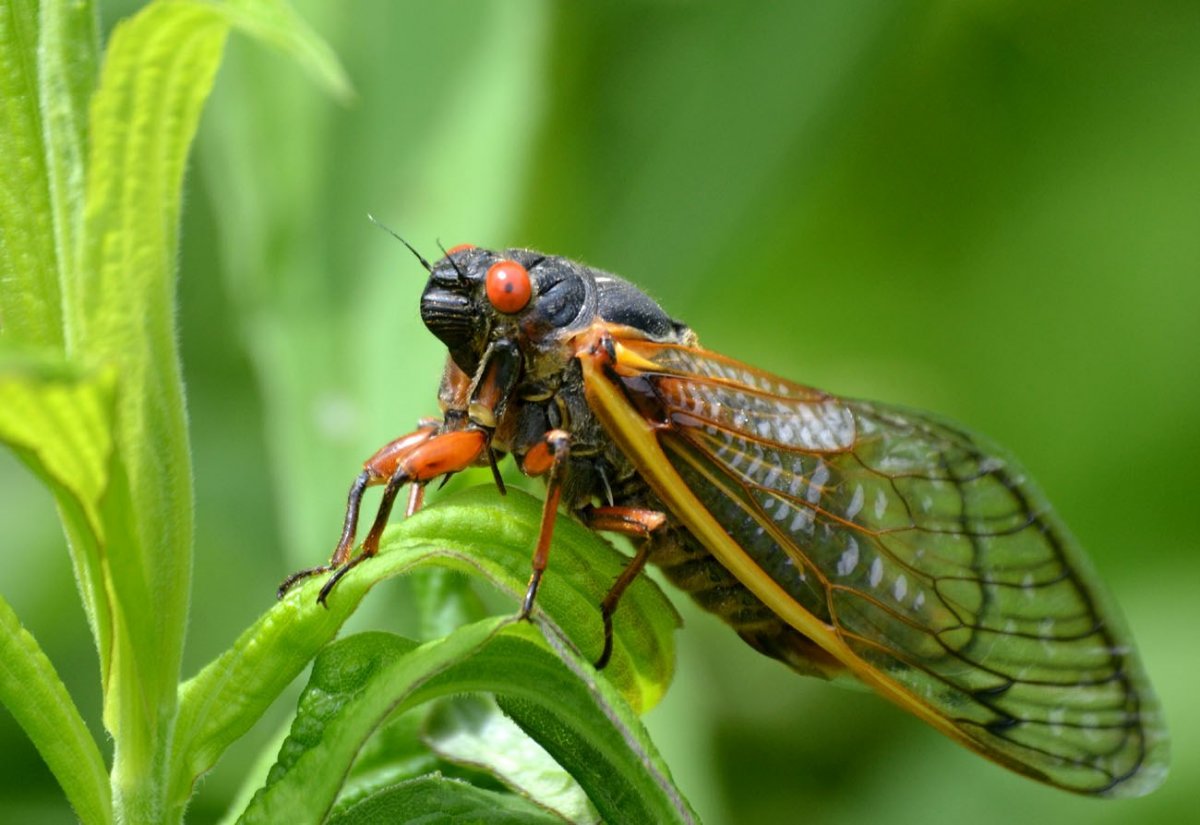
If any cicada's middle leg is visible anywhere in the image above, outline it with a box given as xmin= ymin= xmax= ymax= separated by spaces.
xmin=277 ymin=420 xmax=489 ymax=603
xmin=580 ymin=505 xmax=667 ymax=668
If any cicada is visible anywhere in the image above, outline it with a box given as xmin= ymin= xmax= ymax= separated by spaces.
xmin=281 ymin=241 xmax=1167 ymax=797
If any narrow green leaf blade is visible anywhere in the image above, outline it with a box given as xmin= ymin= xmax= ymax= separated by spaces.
xmin=72 ymin=1 xmax=232 ymax=817
xmin=326 ymin=774 xmax=565 ymax=825
xmin=212 ymin=0 xmax=353 ymax=102
xmin=38 ymin=0 xmax=100 ymax=317
xmin=396 ymin=486 xmax=680 ymax=714
xmin=424 ymin=696 xmax=599 ymax=824
xmin=0 ymin=0 xmax=63 ymax=346
xmin=239 ymin=622 xmax=694 ymax=825
xmin=0 ymin=595 xmax=111 ymax=825
xmin=0 ymin=349 xmax=115 ymax=678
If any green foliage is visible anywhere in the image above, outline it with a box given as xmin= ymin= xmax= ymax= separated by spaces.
xmin=4 ymin=2 xmax=1197 ymax=824
xmin=239 ymin=621 xmax=689 ymax=825
xmin=0 ymin=1 xmax=684 ymax=823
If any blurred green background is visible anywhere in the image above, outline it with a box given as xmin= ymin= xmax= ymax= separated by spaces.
xmin=2 ymin=1 xmax=1198 ymax=822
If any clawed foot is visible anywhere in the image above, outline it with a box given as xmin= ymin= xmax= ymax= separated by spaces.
xmin=276 ymin=552 xmax=371 ymax=606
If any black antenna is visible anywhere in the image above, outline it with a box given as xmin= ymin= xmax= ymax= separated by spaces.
xmin=367 ymin=213 xmax=431 ymax=272
xmin=436 ymin=239 xmax=467 ymax=279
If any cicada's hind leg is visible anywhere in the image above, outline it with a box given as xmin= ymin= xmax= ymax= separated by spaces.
xmin=581 ymin=506 xmax=667 ymax=669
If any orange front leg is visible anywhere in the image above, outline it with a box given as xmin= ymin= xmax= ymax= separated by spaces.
xmin=278 ymin=424 xmax=489 ymax=603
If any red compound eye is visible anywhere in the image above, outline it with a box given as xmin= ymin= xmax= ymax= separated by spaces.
xmin=447 ymin=243 xmax=475 ymax=256
xmin=485 ymin=260 xmax=532 ymax=314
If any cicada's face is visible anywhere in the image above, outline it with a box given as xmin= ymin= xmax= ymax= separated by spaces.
xmin=420 ymin=246 xmax=598 ymax=377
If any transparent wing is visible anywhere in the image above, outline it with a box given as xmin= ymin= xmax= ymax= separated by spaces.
xmin=591 ymin=336 xmax=1168 ymax=797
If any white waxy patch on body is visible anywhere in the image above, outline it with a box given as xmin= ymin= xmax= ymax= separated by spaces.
xmin=808 ymin=460 xmax=829 ymax=505
xmin=869 ymin=556 xmax=883 ymax=588
xmin=837 ymin=536 xmax=859 ymax=576
xmin=745 ymin=447 xmax=763 ymax=478
xmin=790 ymin=508 xmax=815 ymax=534
xmin=1048 ymin=708 xmax=1065 ymax=736
xmin=787 ymin=469 xmax=804 ymax=498
xmin=893 ymin=574 xmax=907 ymax=602
xmin=761 ymin=497 xmax=776 ymax=515
xmin=921 ymin=496 xmax=933 ymax=513
xmin=979 ymin=456 xmax=1003 ymax=474
xmin=762 ymin=465 xmax=781 ymax=490
xmin=1039 ymin=618 xmax=1056 ymax=654
xmin=774 ymin=499 xmax=792 ymax=522
xmin=874 ymin=489 xmax=888 ymax=520
xmin=817 ymin=430 xmax=839 ymax=450
xmin=846 ymin=484 xmax=864 ymax=520
xmin=913 ymin=590 xmax=925 ymax=610
xmin=778 ymin=421 xmax=795 ymax=442
xmin=1022 ymin=572 xmax=1036 ymax=600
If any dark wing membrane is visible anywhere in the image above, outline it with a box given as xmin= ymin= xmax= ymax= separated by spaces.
xmin=608 ymin=339 xmax=1168 ymax=797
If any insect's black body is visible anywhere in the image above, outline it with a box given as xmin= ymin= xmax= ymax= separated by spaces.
xmin=428 ymin=248 xmax=825 ymax=669
xmin=421 ymin=248 xmax=807 ymax=669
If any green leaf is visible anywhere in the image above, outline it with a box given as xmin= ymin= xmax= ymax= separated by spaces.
xmin=172 ymin=487 xmax=678 ymax=815
xmin=72 ymin=3 xmax=229 ymax=816
xmin=326 ymin=774 xmax=565 ymax=825
xmin=0 ymin=350 xmax=116 ymax=680
xmin=396 ymin=486 xmax=680 ymax=713
xmin=0 ymin=594 xmax=111 ymax=825
xmin=0 ymin=0 xmax=94 ymax=348
xmin=239 ymin=622 xmax=694 ymax=825
xmin=62 ymin=2 xmax=347 ymax=820
xmin=336 ymin=709 xmax=442 ymax=808
xmin=210 ymin=0 xmax=353 ymax=102
xmin=186 ymin=474 xmax=679 ymax=820
xmin=38 ymin=0 xmax=100 ymax=322
xmin=424 ymin=696 xmax=599 ymax=825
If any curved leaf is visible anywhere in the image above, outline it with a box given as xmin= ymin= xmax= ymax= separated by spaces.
xmin=423 ymin=696 xmax=598 ymax=824
xmin=326 ymin=774 xmax=565 ymax=825
xmin=0 ymin=594 xmax=110 ymax=825
xmin=172 ymin=487 xmax=679 ymax=815
xmin=239 ymin=622 xmax=694 ymax=825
